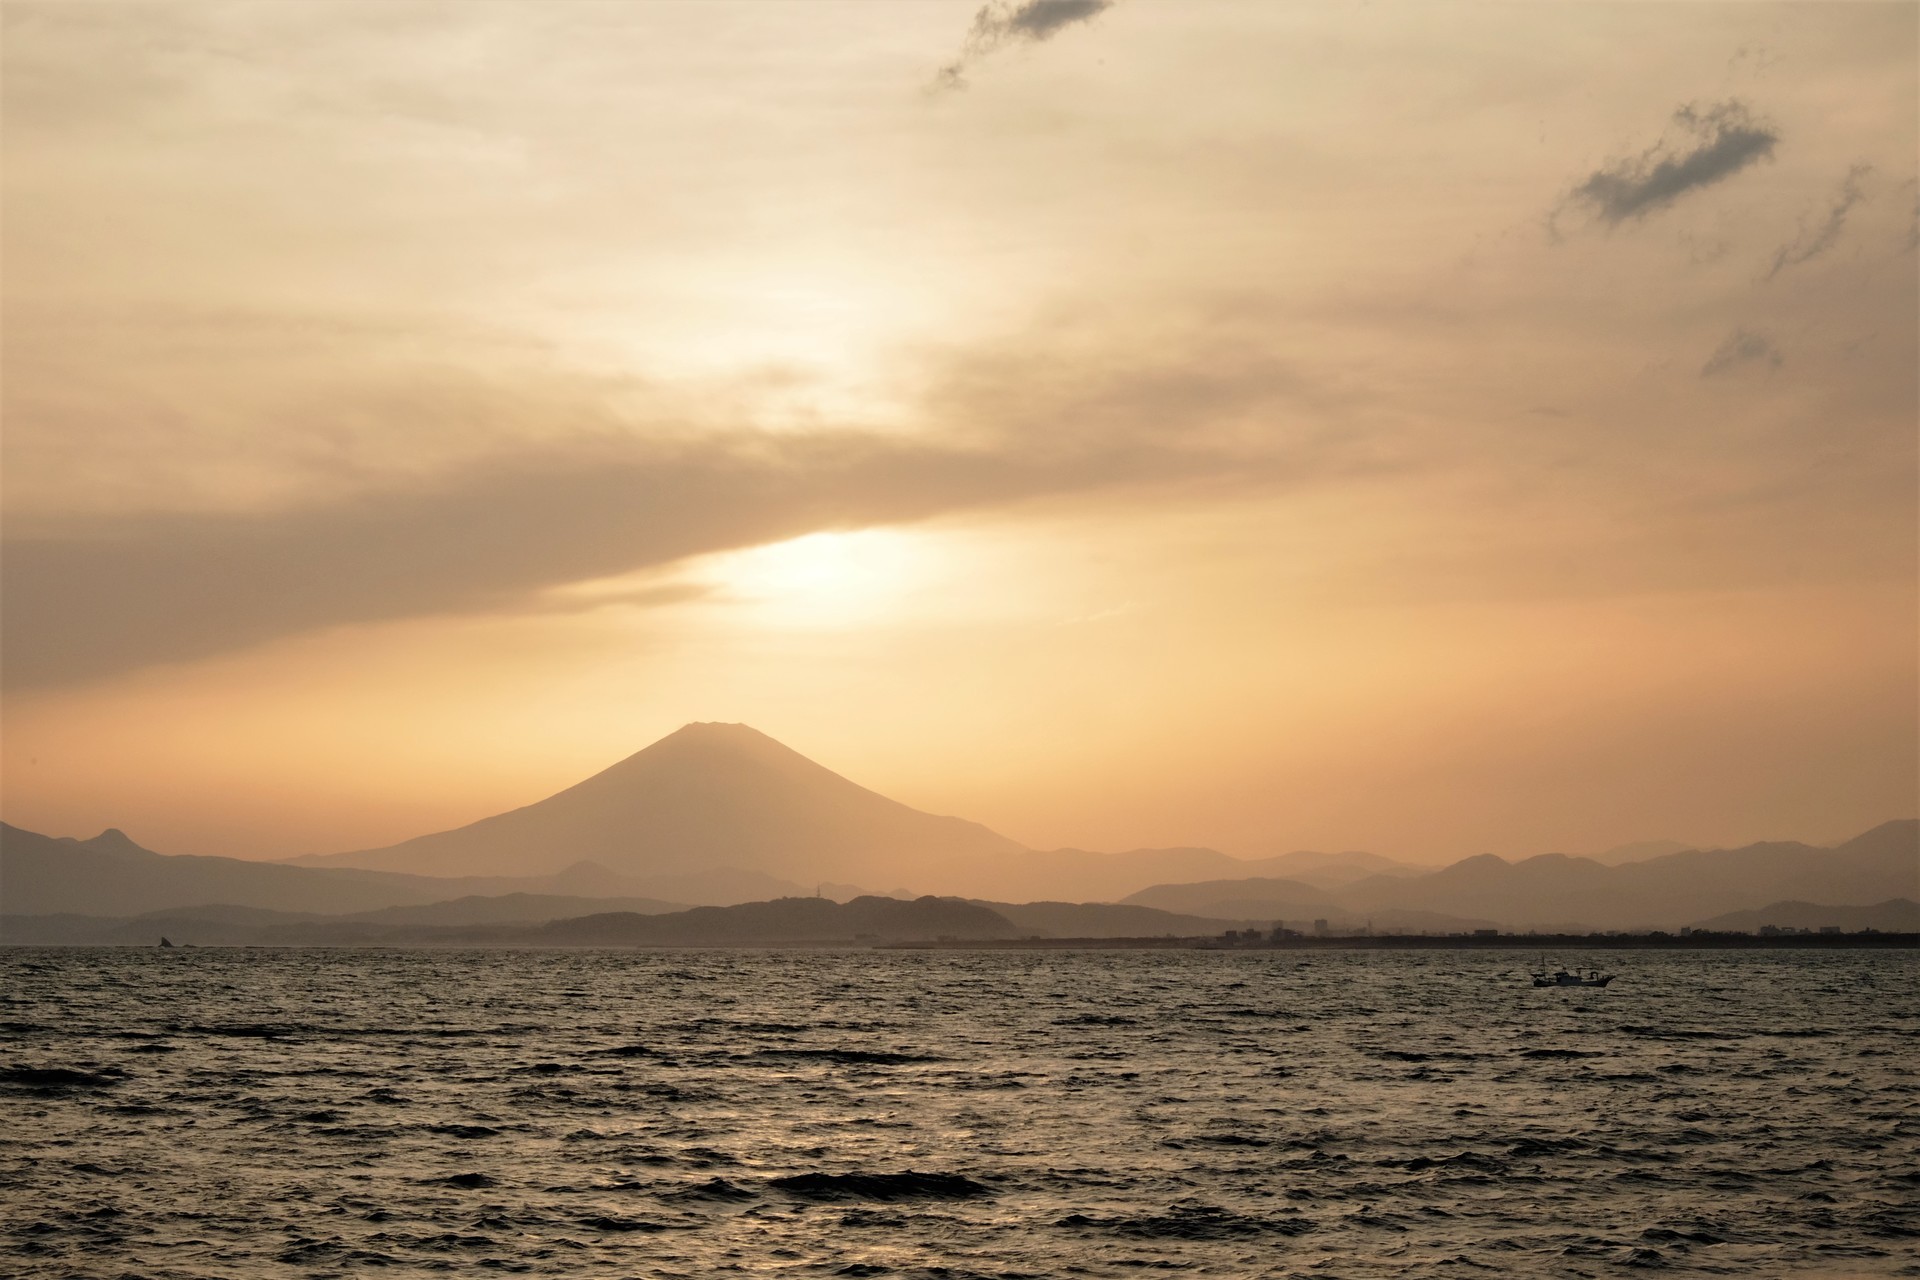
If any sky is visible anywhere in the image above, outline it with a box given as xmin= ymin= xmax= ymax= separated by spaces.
xmin=3 ymin=0 xmax=1915 ymax=865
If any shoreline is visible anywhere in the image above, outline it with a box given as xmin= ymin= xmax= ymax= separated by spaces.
xmin=883 ymin=932 xmax=1920 ymax=950
xmin=4 ymin=933 xmax=1914 ymax=952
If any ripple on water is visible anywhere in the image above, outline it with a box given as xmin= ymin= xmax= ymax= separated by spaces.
xmin=0 ymin=946 xmax=1915 ymax=1278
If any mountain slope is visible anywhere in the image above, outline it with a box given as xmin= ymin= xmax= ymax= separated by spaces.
xmin=1226 ymin=848 xmax=1420 ymax=889
xmin=945 ymin=847 xmax=1263 ymax=903
xmin=1105 ymin=822 xmax=1916 ymax=931
xmin=533 ymin=895 xmax=1022 ymax=944
xmin=294 ymin=722 xmax=1028 ymax=883
xmin=1335 ymin=821 xmax=1918 ymax=929
xmin=342 ymin=893 xmax=684 ymax=926
xmin=976 ymin=900 xmax=1251 ymax=938
xmin=1588 ymin=839 xmax=1695 ymax=866
xmin=1120 ymin=876 xmax=1335 ymax=920
xmin=0 ymin=823 xmax=669 ymax=916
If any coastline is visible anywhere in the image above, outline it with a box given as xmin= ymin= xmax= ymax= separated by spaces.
xmin=883 ymin=932 xmax=1920 ymax=951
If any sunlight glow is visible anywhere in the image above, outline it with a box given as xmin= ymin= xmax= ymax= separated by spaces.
xmin=703 ymin=529 xmax=937 ymax=628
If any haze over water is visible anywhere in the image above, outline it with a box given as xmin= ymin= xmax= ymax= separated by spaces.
xmin=4 ymin=947 xmax=1915 ymax=1277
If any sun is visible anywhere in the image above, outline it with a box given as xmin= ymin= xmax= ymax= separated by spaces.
xmin=705 ymin=529 xmax=931 ymax=628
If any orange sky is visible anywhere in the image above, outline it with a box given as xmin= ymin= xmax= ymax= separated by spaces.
xmin=3 ymin=1 xmax=1915 ymax=864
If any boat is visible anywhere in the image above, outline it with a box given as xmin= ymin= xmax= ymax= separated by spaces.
xmin=1531 ymin=965 xmax=1612 ymax=987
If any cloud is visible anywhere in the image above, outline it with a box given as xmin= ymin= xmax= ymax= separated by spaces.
xmin=1767 ymin=164 xmax=1873 ymax=279
xmin=934 ymin=0 xmax=1114 ymax=91
xmin=1561 ymin=101 xmax=1779 ymax=228
xmin=1701 ymin=328 xmax=1782 ymax=378
xmin=0 ymin=427 xmax=1268 ymax=690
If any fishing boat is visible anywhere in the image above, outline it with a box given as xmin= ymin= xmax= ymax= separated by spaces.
xmin=1530 ymin=965 xmax=1613 ymax=988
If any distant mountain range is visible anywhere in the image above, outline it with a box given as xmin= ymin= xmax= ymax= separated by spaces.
xmin=2 ymin=722 xmax=1912 ymax=935
xmin=0 ymin=823 xmax=689 ymax=917
xmin=1119 ymin=874 xmax=1500 ymax=933
xmin=1690 ymin=898 xmax=1920 ymax=933
xmin=1121 ymin=876 xmax=1335 ymax=921
xmin=1345 ymin=822 xmax=1915 ymax=931
xmin=1123 ymin=822 xmax=1916 ymax=932
xmin=11 ymin=890 xmax=1911 ymax=950
xmin=1587 ymin=839 xmax=1696 ymax=866
xmin=280 ymin=722 xmax=1422 ymax=901
xmin=2 ymin=895 xmax=1256 ymax=948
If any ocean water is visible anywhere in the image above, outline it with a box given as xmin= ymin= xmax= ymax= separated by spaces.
xmin=1 ymin=946 xmax=1915 ymax=1278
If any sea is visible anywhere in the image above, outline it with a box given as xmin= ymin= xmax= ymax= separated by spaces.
xmin=1 ymin=946 xmax=1915 ymax=1278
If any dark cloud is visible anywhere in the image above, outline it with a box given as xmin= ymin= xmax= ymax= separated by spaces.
xmin=1561 ymin=101 xmax=1778 ymax=228
xmin=934 ymin=0 xmax=1114 ymax=91
xmin=3 ymin=289 xmax=1409 ymax=692
xmin=1767 ymin=164 xmax=1873 ymax=279
xmin=1701 ymin=328 xmax=1782 ymax=378
xmin=0 ymin=428 xmax=1253 ymax=690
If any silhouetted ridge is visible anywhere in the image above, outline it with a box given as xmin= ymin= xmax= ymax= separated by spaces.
xmin=0 ymin=821 xmax=685 ymax=919
xmin=81 ymin=828 xmax=153 ymax=856
xmin=291 ymin=722 xmax=1028 ymax=883
xmin=534 ymin=895 xmax=1022 ymax=944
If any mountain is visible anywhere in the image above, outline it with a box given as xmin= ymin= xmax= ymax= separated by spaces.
xmin=976 ymin=900 xmax=1251 ymax=938
xmin=949 ymin=847 xmax=1266 ymax=903
xmin=1330 ymin=820 xmax=1918 ymax=930
xmin=0 ymin=823 xmax=674 ymax=917
xmin=1225 ymin=848 xmax=1421 ymax=889
xmin=1588 ymin=839 xmax=1695 ymax=866
xmin=341 ymin=893 xmax=683 ymax=926
xmin=1689 ymin=898 xmax=1920 ymax=933
xmin=7 ymin=719 xmax=1910 ymax=925
xmin=1121 ymin=876 xmax=1335 ymax=921
xmin=1107 ymin=821 xmax=1915 ymax=932
xmin=976 ymin=848 xmax=1417 ymax=901
xmin=2 ymin=896 xmax=1248 ymax=948
xmin=291 ymin=722 xmax=1027 ymax=886
xmin=287 ymin=724 xmax=1313 ymax=899
xmin=532 ymin=896 xmax=1022 ymax=945
xmin=1116 ymin=875 xmax=1496 ymax=933
xmin=1355 ymin=907 xmax=1503 ymax=934
xmin=2 ymin=894 xmax=1027 ymax=947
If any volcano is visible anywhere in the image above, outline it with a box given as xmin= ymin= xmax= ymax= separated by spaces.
xmin=292 ymin=722 xmax=1028 ymax=888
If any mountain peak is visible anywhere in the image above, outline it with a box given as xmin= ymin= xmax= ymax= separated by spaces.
xmin=603 ymin=721 xmax=827 ymax=780
xmin=300 ymin=721 xmax=1027 ymax=883
xmin=82 ymin=828 xmax=152 ymax=856
xmin=669 ymin=721 xmax=762 ymax=738
xmin=649 ymin=721 xmax=795 ymax=758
